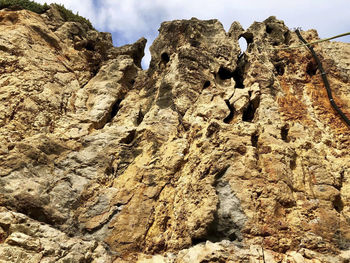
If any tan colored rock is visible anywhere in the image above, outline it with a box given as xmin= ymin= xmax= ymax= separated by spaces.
xmin=0 ymin=207 xmax=111 ymax=262
xmin=0 ymin=5 xmax=349 ymax=263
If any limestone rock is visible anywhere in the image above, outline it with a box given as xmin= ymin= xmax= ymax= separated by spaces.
xmin=0 ymin=6 xmax=349 ymax=263
xmin=0 ymin=207 xmax=111 ymax=262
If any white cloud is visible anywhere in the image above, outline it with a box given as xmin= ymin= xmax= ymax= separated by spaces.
xmin=35 ymin=0 xmax=95 ymax=20
xmin=34 ymin=0 xmax=350 ymax=68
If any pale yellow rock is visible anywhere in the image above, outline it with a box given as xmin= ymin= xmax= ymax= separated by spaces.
xmin=5 ymin=232 xmax=41 ymax=251
xmin=287 ymin=251 xmax=306 ymax=263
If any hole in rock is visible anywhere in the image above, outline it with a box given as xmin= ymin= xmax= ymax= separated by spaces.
xmin=266 ymin=25 xmax=273 ymax=34
xmin=242 ymin=104 xmax=255 ymax=122
xmin=18 ymin=205 xmax=56 ymax=225
xmin=281 ymin=124 xmax=290 ymax=142
xmin=218 ymin=67 xmax=233 ymax=80
xmin=251 ymin=132 xmax=259 ymax=147
xmin=213 ymin=166 xmax=230 ymax=185
xmin=242 ymin=96 xmax=260 ymax=122
xmin=206 ymin=121 xmax=220 ymax=137
xmin=306 ymin=61 xmax=318 ymax=76
xmin=223 ymin=100 xmax=235 ymax=124
xmin=8 ymin=144 xmax=15 ymax=151
xmin=120 ymin=130 xmax=136 ymax=144
xmin=274 ymin=62 xmax=285 ymax=76
xmin=85 ymin=41 xmax=95 ymax=51
xmin=192 ymin=237 xmax=208 ymax=246
xmin=91 ymin=67 xmax=99 ymax=77
xmin=105 ymin=165 xmax=115 ymax=176
xmin=161 ymin=52 xmax=170 ymax=64
xmin=136 ymin=109 xmax=144 ymax=126
xmin=241 ymin=32 xmax=254 ymax=45
xmin=333 ymin=195 xmax=344 ymax=213
xmin=256 ymin=191 xmax=262 ymax=198
xmin=238 ymin=37 xmax=248 ymax=53
xmin=190 ymin=39 xmax=200 ymax=47
xmin=108 ymin=99 xmax=123 ymax=123
xmin=228 ymin=232 xmax=238 ymax=241
xmin=203 ymin=80 xmax=211 ymax=89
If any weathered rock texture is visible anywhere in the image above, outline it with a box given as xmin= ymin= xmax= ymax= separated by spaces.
xmin=0 ymin=5 xmax=350 ymax=263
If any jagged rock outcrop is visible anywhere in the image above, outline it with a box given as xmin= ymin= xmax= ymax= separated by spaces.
xmin=0 ymin=5 xmax=350 ymax=263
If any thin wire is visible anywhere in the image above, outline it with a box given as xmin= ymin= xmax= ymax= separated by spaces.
xmin=268 ymin=32 xmax=350 ymax=50
xmin=295 ymin=29 xmax=350 ymax=127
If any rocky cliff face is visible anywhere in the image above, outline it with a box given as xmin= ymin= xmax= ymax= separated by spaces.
xmin=0 ymin=5 xmax=350 ymax=263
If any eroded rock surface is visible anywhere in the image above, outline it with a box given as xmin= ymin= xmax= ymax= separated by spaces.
xmin=0 ymin=5 xmax=349 ymax=263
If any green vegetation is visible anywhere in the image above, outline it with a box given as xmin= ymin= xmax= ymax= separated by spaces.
xmin=0 ymin=0 xmax=94 ymax=29
xmin=0 ymin=0 xmax=49 ymax=14
xmin=53 ymin=3 xmax=93 ymax=29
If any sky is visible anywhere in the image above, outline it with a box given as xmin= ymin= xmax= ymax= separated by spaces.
xmin=35 ymin=0 xmax=350 ymax=69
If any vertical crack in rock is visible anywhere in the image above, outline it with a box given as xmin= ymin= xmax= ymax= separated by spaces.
xmin=136 ymin=108 xmax=144 ymax=126
xmin=232 ymin=52 xmax=248 ymax=89
xmin=242 ymin=91 xmax=260 ymax=122
xmin=242 ymin=105 xmax=254 ymax=122
xmin=94 ymin=98 xmax=123 ymax=130
xmin=222 ymin=55 xmax=249 ymax=124
xmin=108 ymin=98 xmax=123 ymax=123
xmin=223 ymin=99 xmax=235 ymax=123
xmin=251 ymin=132 xmax=259 ymax=147
xmin=8 ymin=97 xmax=24 ymax=121
xmin=333 ymin=194 xmax=344 ymax=213
xmin=290 ymin=152 xmax=297 ymax=170
xmin=333 ymin=170 xmax=344 ymax=213
xmin=336 ymin=170 xmax=345 ymax=191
